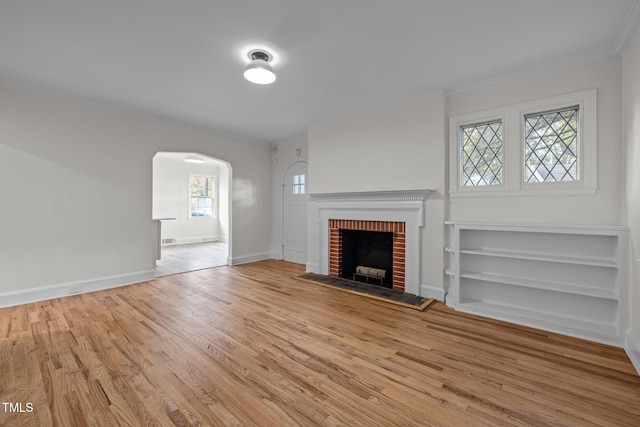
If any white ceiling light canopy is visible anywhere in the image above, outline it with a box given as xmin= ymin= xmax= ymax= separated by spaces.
xmin=244 ymin=50 xmax=276 ymax=85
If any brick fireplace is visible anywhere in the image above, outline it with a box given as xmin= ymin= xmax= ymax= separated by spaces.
xmin=307 ymin=189 xmax=432 ymax=297
xmin=329 ymin=219 xmax=406 ymax=291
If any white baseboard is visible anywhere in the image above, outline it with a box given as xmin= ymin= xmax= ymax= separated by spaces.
xmin=229 ymin=252 xmax=271 ymax=266
xmin=270 ymin=252 xmax=283 ymax=260
xmin=0 ymin=269 xmax=155 ymax=308
xmin=306 ymin=262 xmax=319 ymax=274
xmin=421 ymin=283 xmax=446 ymax=301
xmin=282 ymin=248 xmax=307 ymax=265
xmin=626 ymin=330 xmax=640 ymax=376
xmin=444 ymin=292 xmax=455 ymax=308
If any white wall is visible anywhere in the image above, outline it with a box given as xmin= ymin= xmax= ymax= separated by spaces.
xmin=308 ymin=91 xmax=446 ymax=297
xmin=153 ymin=154 xmax=228 ymax=243
xmin=447 ymin=57 xmax=623 ymax=225
xmin=309 ymin=93 xmax=445 ymax=194
xmin=0 ymin=83 xmax=271 ymax=299
xmin=270 ymin=135 xmax=308 ymax=259
xmin=623 ymin=25 xmax=640 ymax=369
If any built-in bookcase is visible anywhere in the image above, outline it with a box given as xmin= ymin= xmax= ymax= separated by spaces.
xmin=445 ymin=221 xmax=629 ymax=346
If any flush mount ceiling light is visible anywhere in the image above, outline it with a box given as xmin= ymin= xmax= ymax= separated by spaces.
xmin=244 ymin=50 xmax=276 ymax=84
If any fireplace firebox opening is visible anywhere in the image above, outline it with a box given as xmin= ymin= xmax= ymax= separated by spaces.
xmin=329 ymin=219 xmax=406 ymax=292
xmin=340 ymin=229 xmax=393 ymax=288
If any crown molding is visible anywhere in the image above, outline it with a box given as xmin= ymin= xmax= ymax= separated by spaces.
xmin=614 ymin=0 xmax=640 ymax=53
xmin=446 ymin=49 xmax=619 ymax=95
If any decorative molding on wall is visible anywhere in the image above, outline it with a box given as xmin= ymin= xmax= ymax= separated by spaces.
xmin=626 ymin=331 xmax=640 ymax=376
xmin=0 ymin=269 xmax=154 ymax=309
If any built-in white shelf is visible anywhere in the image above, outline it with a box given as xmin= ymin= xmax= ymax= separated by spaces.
xmin=459 ymin=271 xmax=618 ymax=300
xmin=445 ymin=221 xmax=629 ymax=347
xmin=459 ymin=248 xmax=619 ymax=268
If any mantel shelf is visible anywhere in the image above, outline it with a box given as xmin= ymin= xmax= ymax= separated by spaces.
xmin=309 ymin=189 xmax=432 ymax=202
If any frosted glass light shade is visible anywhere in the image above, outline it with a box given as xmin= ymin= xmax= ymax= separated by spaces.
xmin=244 ymin=59 xmax=276 ymax=84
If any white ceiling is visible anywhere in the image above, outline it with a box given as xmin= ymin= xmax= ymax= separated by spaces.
xmin=1 ymin=0 xmax=638 ymax=143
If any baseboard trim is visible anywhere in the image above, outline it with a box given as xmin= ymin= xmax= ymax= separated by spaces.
xmin=626 ymin=330 xmax=640 ymax=376
xmin=421 ymin=284 xmax=446 ymax=301
xmin=0 ymin=269 xmax=155 ymax=308
xmin=306 ymin=262 xmax=319 ymax=274
xmin=229 ymin=252 xmax=271 ymax=266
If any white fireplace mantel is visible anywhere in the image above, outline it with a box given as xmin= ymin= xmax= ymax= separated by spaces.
xmin=308 ymin=189 xmax=432 ymax=203
xmin=307 ymin=189 xmax=432 ymax=296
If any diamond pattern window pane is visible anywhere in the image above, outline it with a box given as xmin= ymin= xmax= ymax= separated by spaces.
xmin=460 ymin=120 xmax=503 ymax=186
xmin=524 ymin=107 xmax=578 ymax=183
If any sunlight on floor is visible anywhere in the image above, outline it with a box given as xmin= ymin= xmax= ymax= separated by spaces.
xmin=154 ymin=241 xmax=228 ymax=277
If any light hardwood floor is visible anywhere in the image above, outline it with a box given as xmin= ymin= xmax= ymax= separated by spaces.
xmin=1 ymin=260 xmax=639 ymax=426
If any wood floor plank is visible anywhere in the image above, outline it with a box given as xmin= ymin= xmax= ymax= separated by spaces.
xmin=1 ymin=260 xmax=639 ymax=426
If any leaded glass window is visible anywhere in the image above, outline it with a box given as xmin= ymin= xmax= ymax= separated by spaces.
xmin=524 ymin=106 xmax=578 ymax=183
xmin=460 ymin=120 xmax=503 ymax=186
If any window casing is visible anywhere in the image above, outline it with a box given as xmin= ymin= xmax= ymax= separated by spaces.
xmin=189 ymin=175 xmax=215 ymax=219
xmin=449 ymin=89 xmax=596 ymax=197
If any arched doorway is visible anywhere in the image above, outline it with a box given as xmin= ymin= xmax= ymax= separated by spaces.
xmin=281 ymin=160 xmax=308 ymax=264
xmin=152 ymin=152 xmax=232 ymax=276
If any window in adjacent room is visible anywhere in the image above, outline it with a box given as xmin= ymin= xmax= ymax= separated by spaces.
xmin=293 ymin=174 xmax=306 ymax=194
xmin=189 ymin=175 xmax=214 ymax=218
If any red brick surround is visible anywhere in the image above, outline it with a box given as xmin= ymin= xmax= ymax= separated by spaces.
xmin=329 ymin=219 xmax=406 ymax=292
